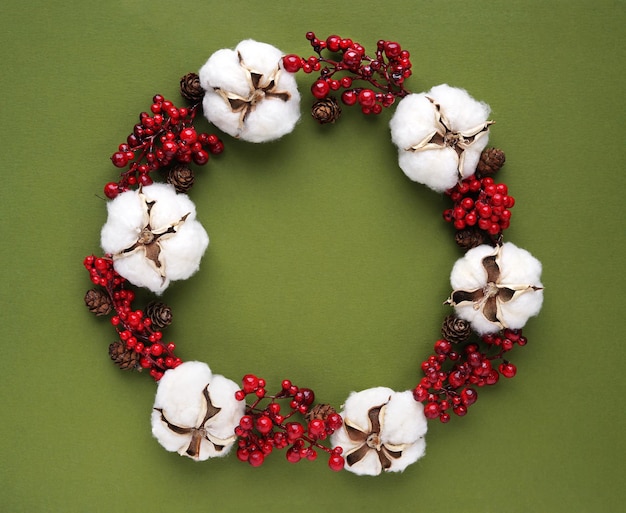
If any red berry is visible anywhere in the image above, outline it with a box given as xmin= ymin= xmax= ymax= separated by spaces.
xmin=499 ymin=362 xmax=517 ymax=378
xmin=460 ymin=387 xmax=478 ymax=406
xmin=248 ymin=450 xmax=265 ymax=467
xmin=341 ymin=90 xmax=358 ymax=106
xmin=255 ymin=415 xmax=273 ymax=434
xmin=285 ymin=422 xmax=304 ymax=442
xmin=111 ymin=151 xmax=129 ymax=168
xmin=104 ymin=182 xmax=119 ymax=199
xmin=326 ymin=413 xmax=343 ymax=431
xmin=311 ymin=79 xmax=330 ymax=99
xmin=326 ymin=35 xmax=341 ymax=52
xmin=342 ymin=48 xmax=361 ymax=68
xmin=357 ymin=89 xmax=376 ymax=108
xmin=384 ymin=41 xmax=402 ymax=58
xmin=286 ymin=447 xmax=301 ymax=463
xmin=328 ymin=454 xmax=345 ymax=471
xmin=282 ymin=54 xmax=302 ymax=73
xmin=242 ymin=374 xmax=259 ymax=394
xmin=179 ymin=127 xmax=198 ymax=144
xmin=308 ymin=419 xmax=326 ymax=438
xmin=424 ymin=402 xmax=440 ymax=419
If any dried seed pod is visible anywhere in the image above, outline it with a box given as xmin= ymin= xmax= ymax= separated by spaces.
xmin=84 ymin=288 xmax=112 ymax=316
xmin=311 ymin=97 xmax=342 ymax=124
xmin=167 ymin=164 xmax=195 ymax=193
xmin=109 ymin=340 xmax=141 ymax=370
xmin=441 ymin=314 xmax=472 ymax=344
xmin=180 ymin=72 xmax=204 ymax=103
xmin=145 ymin=301 xmax=173 ymax=329
xmin=455 ymin=227 xmax=488 ymax=250
xmin=476 ymin=148 xmax=506 ymax=177
xmin=305 ymin=403 xmax=338 ymax=422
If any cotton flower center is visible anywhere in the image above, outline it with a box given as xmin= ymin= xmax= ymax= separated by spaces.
xmin=138 ymin=228 xmax=155 ymax=245
xmin=484 ymin=281 xmax=500 ymax=298
xmin=366 ymin=432 xmax=382 ymax=451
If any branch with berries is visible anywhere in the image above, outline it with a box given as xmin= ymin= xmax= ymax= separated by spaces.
xmin=282 ymin=32 xmax=413 ymax=120
xmin=234 ymin=375 xmax=345 ymax=470
xmin=104 ymin=90 xmax=224 ymax=199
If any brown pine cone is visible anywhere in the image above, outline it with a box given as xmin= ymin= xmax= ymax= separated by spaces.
xmin=476 ymin=148 xmax=506 ymax=177
xmin=167 ymin=164 xmax=195 ymax=193
xmin=311 ymin=97 xmax=342 ymax=124
xmin=109 ymin=340 xmax=141 ymax=370
xmin=305 ymin=403 xmax=338 ymax=422
xmin=455 ymin=227 xmax=488 ymax=250
xmin=145 ymin=301 xmax=173 ymax=329
xmin=180 ymin=72 xmax=204 ymax=103
xmin=441 ymin=315 xmax=472 ymax=344
xmin=84 ymin=288 xmax=112 ymax=316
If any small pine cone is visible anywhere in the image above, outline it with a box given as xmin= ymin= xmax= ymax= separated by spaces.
xmin=109 ymin=340 xmax=141 ymax=370
xmin=180 ymin=72 xmax=204 ymax=103
xmin=84 ymin=288 xmax=112 ymax=316
xmin=476 ymin=148 xmax=506 ymax=177
xmin=167 ymin=164 xmax=195 ymax=193
xmin=305 ymin=403 xmax=338 ymax=422
xmin=441 ymin=315 xmax=472 ymax=344
xmin=145 ymin=301 xmax=173 ymax=329
xmin=455 ymin=227 xmax=487 ymax=250
xmin=311 ymin=97 xmax=342 ymax=124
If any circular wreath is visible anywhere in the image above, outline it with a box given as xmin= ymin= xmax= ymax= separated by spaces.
xmin=83 ymin=32 xmax=544 ymax=477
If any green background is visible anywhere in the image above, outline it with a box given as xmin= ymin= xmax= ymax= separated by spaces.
xmin=1 ymin=1 xmax=624 ymax=511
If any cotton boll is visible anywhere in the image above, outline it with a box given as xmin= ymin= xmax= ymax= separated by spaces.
xmin=448 ymin=242 xmax=544 ymax=334
xmin=331 ymin=387 xmax=428 ymax=476
xmin=151 ymin=361 xmax=244 ymax=461
xmin=100 ymin=184 xmax=209 ymax=294
xmin=390 ymin=85 xmax=492 ymax=192
xmin=199 ymin=39 xmax=301 ymax=143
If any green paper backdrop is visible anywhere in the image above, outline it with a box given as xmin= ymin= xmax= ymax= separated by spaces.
xmin=1 ymin=1 xmax=624 ymax=511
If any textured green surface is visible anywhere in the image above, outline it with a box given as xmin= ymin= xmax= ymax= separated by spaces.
xmin=1 ymin=1 xmax=625 ymax=511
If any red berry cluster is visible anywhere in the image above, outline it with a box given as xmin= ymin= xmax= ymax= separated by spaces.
xmin=83 ymin=255 xmax=183 ymax=380
xmin=413 ymin=328 xmax=527 ymax=423
xmin=104 ymin=95 xmax=224 ymax=199
xmin=233 ymin=375 xmax=345 ymax=471
xmin=443 ymin=176 xmax=516 ymax=236
xmin=282 ymin=32 xmax=412 ymax=114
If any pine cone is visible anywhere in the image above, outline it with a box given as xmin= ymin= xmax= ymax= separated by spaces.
xmin=109 ymin=340 xmax=141 ymax=370
xmin=84 ymin=288 xmax=112 ymax=316
xmin=441 ymin=315 xmax=472 ymax=344
xmin=311 ymin=97 xmax=341 ymax=124
xmin=167 ymin=164 xmax=195 ymax=193
xmin=305 ymin=403 xmax=338 ymax=422
xmin=476 ymin=148 xmax=506 ymax=177
xmin=145 ymin=301 xmax=173 ymax=329
xmin=455 ymin=227 xmax=487 ymax=250
xmin=180 ymin=72 xmax=204 ymax=103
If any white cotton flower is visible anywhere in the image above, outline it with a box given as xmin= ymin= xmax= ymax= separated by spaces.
xmin=330 ymin=387 xmax=428 ymax=476
xmin=100 ymin=183 xmax=209 ymax=294
xmin=199 ymin=39 xmax=301 ymax=143
xmin=151 ymin=361 xmax=245 ymax=461
xmin=390 ymin=84 xmax=493 ymax=192
xmin=447 ymin=242 xmax=544 ymax=334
